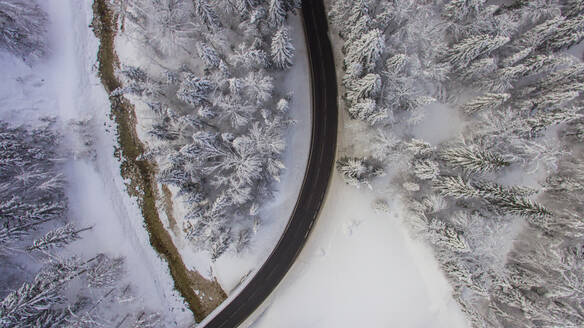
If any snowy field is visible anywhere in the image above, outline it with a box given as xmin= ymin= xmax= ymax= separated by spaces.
xmin=248 ymin=128 xmax=468 ymax=328
xmin=1 ymin=0 xmax=193 ymax=324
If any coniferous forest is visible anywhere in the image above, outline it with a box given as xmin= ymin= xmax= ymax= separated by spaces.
xmin=1 ymin=0 xmax=584 ymax=327
xmin=330 ymin=0 xmax=584 ymax=326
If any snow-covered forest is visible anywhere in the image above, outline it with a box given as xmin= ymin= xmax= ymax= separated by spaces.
xmin=2 ymin=0 xmax=310 ymax=323
xmin=1 ymin=0 xmax=192 ymax=326
xmin=111 ymin=0 xmax=301 ymax=261
xmin=329 ymin=0 xmax=584 ymax=326
xmin=0 ymin=114 xmax=163 ymax=328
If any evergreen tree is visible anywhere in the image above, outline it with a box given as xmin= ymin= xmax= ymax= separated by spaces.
xmin=243 ymin=71 xmax=274 ymax=105
xmin=344 ymin=29 xmax=385 ymax=73
xmin=440 ymin=34 xmax=509 ymax=69
xmin=268 ymin=0 xmax=287 ymax=27
xmin=348 ymin=98 xmax=387 ymax=125
xmin=28 ymin=224 xmax=91 ymax=252
xmin=0 ymin=0 xmax=47 ymax=59
xmin=412 ymin=159 xmax=440 ymax=180
xmin=563 ymin=0 xmax=584 ymax=17
xmin=176 ymin=74 xmax=213 ymax=106
xmin=346 ymin=73 xmax=382 ymax=104
xmin=197 ymin=42 xmax=221 ymax=69
xmin=461 ymin=93 xmax=510 ymax=114
xmin=86 ymin=254 xmax=125 ymax=288
xmin=542 ymin=15 xmax=584 ymax=51
xmin=234 ymin=0 xmax=258 ymax=15
xmin=434 ymin=175 xmax=479 ymax=199
xmin=440 ymin=144 xmax=511 ymax=174
xmin=336 ymin=157 xmax=384 ymax=188
xmin=194 ymin=0 xmax=221 ymax=29
xmin=458 ymin=57 xmax=496 ymax=82
xmin=271 ymin=26 xmax=295 ymax=70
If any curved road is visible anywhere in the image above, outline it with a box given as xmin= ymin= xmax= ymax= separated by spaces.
xmin=201 ymin=1 xmax=338 ymax=327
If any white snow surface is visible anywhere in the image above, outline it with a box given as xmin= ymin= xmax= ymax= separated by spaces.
xmin=114 ymin=12 xmax=311 ymax=292
xmin=250 ymin=175 xmax=469 ymax=328
xmin=0 ymin=0 xmax=192 ymax=325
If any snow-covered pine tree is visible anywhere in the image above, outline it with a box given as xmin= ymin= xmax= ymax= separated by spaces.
xmin=243 ymin=71 xmax=274 ymax=105
xmin=458 ymin=57 xmax=496 ymax=82
xmin=440 ymin=34 xmax=509 ymax=69
xmin=271 ymin=26 xmax=295 ymax=70
xmin=0 ymin=257 xmax=85 ymax=327
xmin=197 ymin=42 xmax=222 ymax=69
xmin=343 ymin=13 xmax=372 ymax=50
xmin=384 ymin=54 xmax=408 ymax=75
xmin=563 ymin=0 xmax=584 ymax=17
xmin=176 ymin=73 xmax=213 ymax=106
xmin=344 ymin=29 xmax=385 ymax=73
xmin=0 ymin=0 xmax=47 ymax=59
xmin=137 ymin=0 xmax=196 ymax=54
xmin=440 ymin=144 xmax=511 ymax=174
xmin=427 ymin=219 xmax=471 ymax=253
xmin=336 ymin=156 xmax=384 ymax=188
xmin=230 ymin=45 xmax=270 ymax=69
xmin=194 ymin=0 xmax=221 ymax=29
xmin=233 ymin=0 xmax=259 ymax=15
xmin=0 ymin=122 xmax=67 ymax=253
xmin=521 ymin=106 xmax=583 ymax=137
xmin=442 ymin=0 xmax=486 ymax=22
xmin=337 ymin=0 xmax=369 ymax=39
xmin=434 ymin=175 xmax=480 ymax=199
xmin=541 ymin=15 xmax=584 ymax=51
xmin=345 ymin=73 xmax=382 ymax=105
xmin=214 ymin=95 xmax=254 ymax=128
xmin=268 ymin=0 xmax=287 ymax=28
xmin=348 ymin=98 xmax=387 ymax=125
xmin=461 ymin=93 xmax=510 ymax=114
xmin=86 ymin=254 xmax=125 ymax=288
xmin=412 ymin=159 xmax=440 ymax=180
xmin=28 ymin=224 xmax=91 ymax=252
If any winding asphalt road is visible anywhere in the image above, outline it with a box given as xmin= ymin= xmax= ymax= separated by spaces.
xmin=200 ymin=0 xmax=338 ymax=327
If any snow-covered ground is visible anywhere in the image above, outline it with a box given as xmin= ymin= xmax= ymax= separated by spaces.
xmin=249 ymin=167 xmax=468 ymax=328
xmin=0 ymin=0 xmax=192 ymax=324
xmin=114 ymin=11 xmax=311 ymax=293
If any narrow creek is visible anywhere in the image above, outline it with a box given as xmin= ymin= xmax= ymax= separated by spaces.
xmin=90 ymin=0 xmax=226 ymax=321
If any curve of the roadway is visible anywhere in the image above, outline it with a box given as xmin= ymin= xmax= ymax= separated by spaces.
xmin=200 ymin=0 xmax=338 ymax=327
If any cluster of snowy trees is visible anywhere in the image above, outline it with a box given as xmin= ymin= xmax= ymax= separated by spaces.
xmin=114 ymin=0 xmax=300 ymax=259
xmin=330 ymin=0 xmax=584 ymax=326
xmin=0 ymin=122 xmax=162 ymax=327
xmin=0 ymin=0 xmax=47 ymax=60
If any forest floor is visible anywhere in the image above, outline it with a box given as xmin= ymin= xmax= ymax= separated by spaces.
xmin=91 ymin=0 xmax=224 ymax=320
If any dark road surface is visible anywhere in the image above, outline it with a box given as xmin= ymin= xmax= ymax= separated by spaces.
xmin=200 ymin=0 xmax=338 ymax=327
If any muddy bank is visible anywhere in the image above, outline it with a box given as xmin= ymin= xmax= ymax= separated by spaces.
xmin=90 ymin=0 xmax=226 ymax=321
